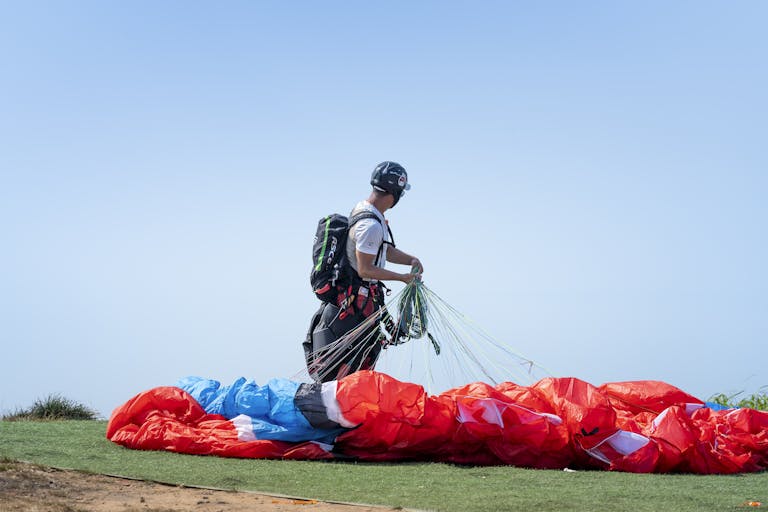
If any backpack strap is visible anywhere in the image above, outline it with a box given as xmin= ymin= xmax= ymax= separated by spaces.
xmin=348 ymin=211 xmax=381 ymax=228
xmin=348 ymin=211 xmax=395 ymax=267
xmin=377 ymin=224 xmax=395 ymax=267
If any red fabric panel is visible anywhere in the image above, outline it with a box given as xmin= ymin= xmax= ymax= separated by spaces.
xmin=106 ymin=374 xmax=768 ymax=474
xmin=107 ymin=386 xmax=332 ymax=460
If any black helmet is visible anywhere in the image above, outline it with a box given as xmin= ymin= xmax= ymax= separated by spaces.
xmin=370 ymin=161 xmax=410 ymax=206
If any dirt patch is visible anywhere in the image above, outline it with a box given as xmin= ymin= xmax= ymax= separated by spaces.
xmin=0 ymin=461 xmax=397 ymax=512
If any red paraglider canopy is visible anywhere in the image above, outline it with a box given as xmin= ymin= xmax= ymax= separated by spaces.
xmin=107 ymin=371 xmax=768 ymax=474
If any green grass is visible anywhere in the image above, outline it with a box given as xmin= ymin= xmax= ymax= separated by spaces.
xmin=709 ymin=388 xmax=768 ymax=411
xmin=2 ymin=394 xmax=99 ymax=421
xmin=0 ymin=420 xmax=765 ymax=511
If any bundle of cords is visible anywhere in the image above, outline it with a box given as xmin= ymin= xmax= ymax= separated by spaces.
xmin=390 ymin=275 xmax=441 ymax=355
xmin=295 ymin=270 xmax=549 ymax=391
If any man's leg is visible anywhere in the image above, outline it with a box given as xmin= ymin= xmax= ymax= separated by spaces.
xmin=307 ymin=303 xmax=364 ymax=382
xmin=303 ymin=304 xmax=326 ymax=381
xmin=348 ymin=307 xmax=384 ymax=372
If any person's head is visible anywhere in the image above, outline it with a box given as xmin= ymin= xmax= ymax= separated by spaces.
xmin=370 ymin=161 xmax=410 ymax=207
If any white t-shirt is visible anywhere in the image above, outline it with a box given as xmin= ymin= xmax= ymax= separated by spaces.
xmin=346 ymin=201 xmax=390 ymax=281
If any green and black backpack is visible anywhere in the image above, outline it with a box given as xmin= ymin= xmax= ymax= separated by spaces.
xmin=310 ymin=212 xmax=393 ymax=304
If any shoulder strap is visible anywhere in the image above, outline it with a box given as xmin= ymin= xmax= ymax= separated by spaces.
xmin=348 ymin=211 xmax=396 ymax=269
xmin=384 ymin=223 xmax=395 ymax=248
xmin=377 ymin=224 xmax=395 ymax=267
xmin=348 ymin=211 xmax=396 ymax=245
xmin=348 ymin=211 xmax=381 ymax=228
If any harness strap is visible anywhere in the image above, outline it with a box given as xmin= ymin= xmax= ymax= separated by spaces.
xmin=348 ymin=210 xmax=396 ymax=270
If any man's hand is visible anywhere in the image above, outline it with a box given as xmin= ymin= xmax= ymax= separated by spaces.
xmin=410 ymin=257 xmax=423 ymax=276
xmin=400 ymin=258 xmax=423 ymax=284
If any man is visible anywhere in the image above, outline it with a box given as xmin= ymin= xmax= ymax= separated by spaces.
xmin=304 ymin=161 xmax=423 ymax=382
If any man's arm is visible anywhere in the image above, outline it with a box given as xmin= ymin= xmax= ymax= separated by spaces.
xmin=386 ymin=246 xmax=423 ymax=275
xmin=356 ymin=250 xmax=418 ymax=283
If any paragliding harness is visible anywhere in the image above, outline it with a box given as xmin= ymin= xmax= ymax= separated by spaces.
xmin=310 ymin=211 xmax=395 ymax=320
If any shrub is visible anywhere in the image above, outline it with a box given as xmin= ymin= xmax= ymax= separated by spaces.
xmin=708 ymin=387 xmax=768 ymax=411
xmin=2 ymin=394 xmax=98 ymax=421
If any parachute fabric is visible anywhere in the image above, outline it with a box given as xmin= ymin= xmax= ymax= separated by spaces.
xmin=106 ymin=280 xmax=768 ymax=473
xmin=107 ymin=371 xmax=768 ymax=473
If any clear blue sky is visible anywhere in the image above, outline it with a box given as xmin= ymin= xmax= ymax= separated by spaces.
xmin=2 ymin=2 xmax=766 ymax=417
